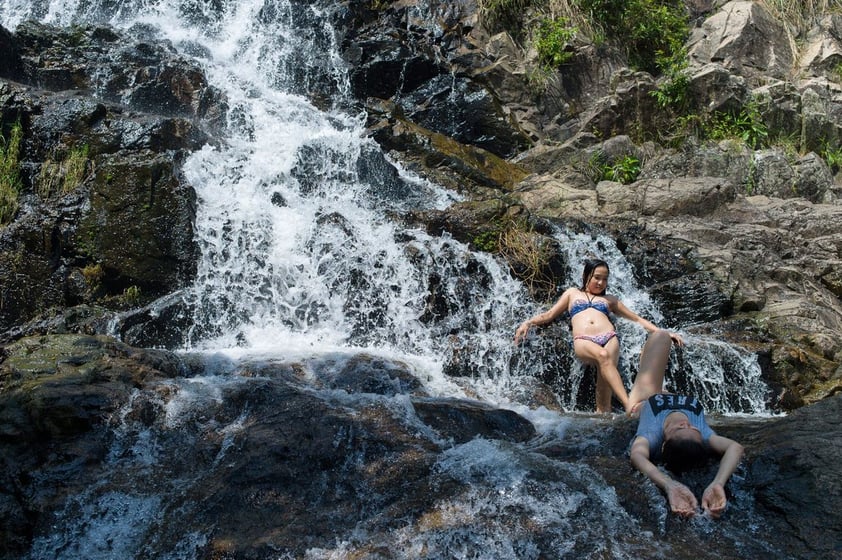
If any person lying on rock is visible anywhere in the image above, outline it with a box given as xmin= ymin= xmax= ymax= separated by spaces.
xmin=514 ymin=257 xmax=683 ymax=413
xmin=627 ymin=330 xmax=745 ymax=518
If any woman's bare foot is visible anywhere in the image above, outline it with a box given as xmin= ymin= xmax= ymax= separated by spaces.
xmin=625 ymin=400 xmax=644 ymax=417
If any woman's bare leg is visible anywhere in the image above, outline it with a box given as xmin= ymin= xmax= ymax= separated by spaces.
xmin=595 ymin=374 xmax=612 ymax=413
xmin=628 ymin=330 xmax=673 ymax=411
xmin=574 ymin=337 xmax=627 ymax=413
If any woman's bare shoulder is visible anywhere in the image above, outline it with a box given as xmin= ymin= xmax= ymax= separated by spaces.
xmin=559 ymin=287 xmax=580 ymax=300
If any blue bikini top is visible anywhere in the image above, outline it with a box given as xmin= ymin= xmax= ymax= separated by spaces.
xmin=569 ymin=298 xmax=611 ymax=319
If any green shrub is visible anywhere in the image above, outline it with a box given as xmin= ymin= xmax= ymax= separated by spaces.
xmin=650 ymin=49 xmax=690 ymax=110
xmin=820 ymin=139 xmax=842 ymax=173
xmin=535 ymin=17 xmax=577 ymax=69
xmin=582 ymin=151 xmax=641 ymax=184
xmin=574 ymin=0 xmax=689 ymax=74
xmin=0 ymin=121 xmax=23 ymax=226
xmin=602 ymin=155 xmax=641 ymax=184
xmin=708 ymin=102 xmax=769 ymax=150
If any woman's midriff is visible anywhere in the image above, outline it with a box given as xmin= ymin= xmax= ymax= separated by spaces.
xmin=570 ymin=309 xmax=615 ymax=337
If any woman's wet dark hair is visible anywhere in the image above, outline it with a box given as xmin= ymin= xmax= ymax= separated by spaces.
xmin=661 ymin=437 xmax=711 ymax=475
xmin=581 ymin=259 xmax=610 ymax=294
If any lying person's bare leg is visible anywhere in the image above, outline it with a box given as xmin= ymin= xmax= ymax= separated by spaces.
xmin=627 ymin=330 xmax=674 ymax=414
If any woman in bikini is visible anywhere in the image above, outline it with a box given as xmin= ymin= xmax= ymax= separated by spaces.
xmin=513 ymin=258 xmax=683 ymax=413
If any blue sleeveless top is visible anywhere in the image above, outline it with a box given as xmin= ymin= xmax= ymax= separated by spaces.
xmin=633 ymin=394 xmax=715 ymax=459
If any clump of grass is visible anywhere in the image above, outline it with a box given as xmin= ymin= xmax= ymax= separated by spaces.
xmin=478 ymin=0 xmax=537 ymax=32
xmin=122 ymin=285 xmax=142 ymax=305
xmin=81 ymin=263 xmax=105 ymax=291
xmin=581 ymin=151 xmax=641 ymax=184
xmin=707 ymin=102 xmax=769 ymax=150
xmin=760 ymin=0 xmax=842 ymax=32
xmin=37 ymin=144 xmax=92 ymax=198
xmin=368 ymin=0 xmax=393 ymax=10
xmin=498 ymin=227 xmax=558 ymax=298
xmin=0 ymin=120 xmax=23 ymax=226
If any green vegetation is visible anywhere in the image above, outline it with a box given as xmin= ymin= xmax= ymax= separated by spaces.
xmin=122 ymin=285 xmax=142 ymax=305
xmin=601 ymin=155 xmax=641 ymax=184
xmin=472 ymin=230 xmax=500 ymax=252
xmin=707 ymin=102 xmax=769 ymax=150
xmin=574 ymin=0 xmax=688 ymax=73
xmin=581 ymin=151 xmax=641 ymax=184
xmin=534 ymin=17 xmax=577 ymax=69
xmin=820 ymin=139 xmax=842 ymax=174
xmin=81 ymin=263 xmax=105 ymax=290
xmin=37 ymin=144 xmax=92 ymax=198
xmin=478 ymin=0 xmax=536 ymax=32
xmin=650 ymin=49 xmax=690 ymax=110
xmin=478 ymin=0 xmax=689 ymax=75
xmin=368 ymin=0 xmax=394 ymax=10
xmin=0 ymin=120 xmax=23 ymax=226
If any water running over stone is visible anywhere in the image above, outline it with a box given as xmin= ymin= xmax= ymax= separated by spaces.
xmin=0 ymin=1 xmax=783 ymax=559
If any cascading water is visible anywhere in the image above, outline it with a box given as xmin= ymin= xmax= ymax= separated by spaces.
xmin=2 ymin=1 xmax=781 ymax=558
xmin=0 ymin=0 xmax=768 ymax=413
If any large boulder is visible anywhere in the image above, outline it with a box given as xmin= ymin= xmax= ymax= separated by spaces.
xmin=688 ymin=1 xmax=796 ymax=86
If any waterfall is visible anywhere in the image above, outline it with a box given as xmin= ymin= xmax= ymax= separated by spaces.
xmin=0 ymin=0 xmax=767 ymax=414
xmin=1 ymin=2 xmax=787 ymax=559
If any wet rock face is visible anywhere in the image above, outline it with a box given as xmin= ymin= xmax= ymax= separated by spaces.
xmin=1 ymin=336 xmax=839 ymax=559
xmin=0 ymin=335 xmax=530 ymax=558
xmin=11 ymin=21 xmax=226 ymax=125
xmin=335 ymin=0 xmax=532 ymax=161
xmin=0 ymin=22 xmax=226 ymax=341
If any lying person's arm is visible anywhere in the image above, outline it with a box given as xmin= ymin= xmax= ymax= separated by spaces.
xmin=629 ymin=436 xmax=698 ymax=518
xmin=701 ymin=434 xmax=744 ymax=518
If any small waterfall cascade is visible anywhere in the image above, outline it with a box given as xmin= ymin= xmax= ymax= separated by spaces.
xmin=535 ymin=226 xmax=769 ymax=414
xmin=0 ymin=2 xmax=784 ymax=559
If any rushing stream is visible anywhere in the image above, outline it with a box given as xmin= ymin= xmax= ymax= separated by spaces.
xmin=2 ymin=1 xmax=779 ymax=558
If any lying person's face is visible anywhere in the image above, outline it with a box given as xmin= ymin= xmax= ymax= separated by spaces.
xmin=663 ymin=414 xmax=702 ymax=444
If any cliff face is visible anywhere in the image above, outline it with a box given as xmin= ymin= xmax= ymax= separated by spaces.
xmin=333 ymin=0 xmax=842 ymax=409
xmin=0 ymin=21 xmax=224 ymax=346
xmin=0 ymin=3 xmax=840 ymax=402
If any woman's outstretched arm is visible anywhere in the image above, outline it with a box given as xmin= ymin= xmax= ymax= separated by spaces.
xmin=514 ymin=289 xmax=573 ymax=344
xmin=612 ymin=299 xmax=684 ymax=346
